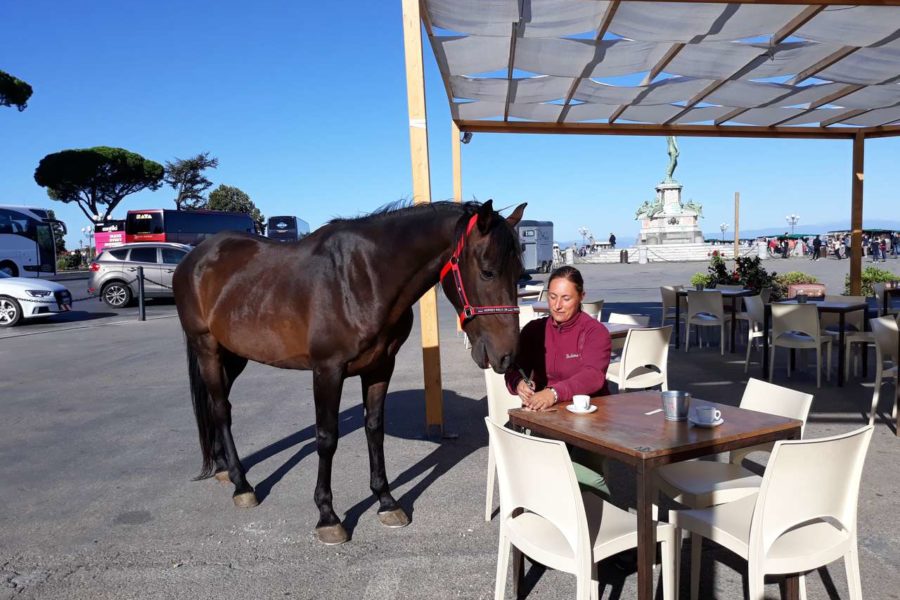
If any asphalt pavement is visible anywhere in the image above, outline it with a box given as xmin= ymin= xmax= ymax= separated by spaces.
xmin=1 ymin=257 xmax=899 ymax=599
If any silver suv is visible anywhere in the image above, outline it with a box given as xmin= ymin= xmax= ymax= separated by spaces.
xmin=88 ymin=242 xmax=191 ymax=308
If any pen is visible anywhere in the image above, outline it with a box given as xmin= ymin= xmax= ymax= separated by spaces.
xmin=518 ymin=368 xmax=534 ymax=390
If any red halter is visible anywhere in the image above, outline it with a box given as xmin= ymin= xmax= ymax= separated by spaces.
xmin=439 ymin=214 xmax=520 ymax=325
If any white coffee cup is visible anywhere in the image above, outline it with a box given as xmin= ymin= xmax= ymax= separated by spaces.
xmin=573 ymin=395 xmax=590 ymax=411
xmin=695 ymin=406 xmax=721 ymax=424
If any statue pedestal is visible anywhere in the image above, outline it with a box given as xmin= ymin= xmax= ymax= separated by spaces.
xmin=636 ymin=180 xmax=704 ymax=245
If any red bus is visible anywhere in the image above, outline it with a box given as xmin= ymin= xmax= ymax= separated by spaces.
xmin=94 ymin=220 xmax=125 ymax=255
xmin=125 ymin=209 xmax=255 ymax=246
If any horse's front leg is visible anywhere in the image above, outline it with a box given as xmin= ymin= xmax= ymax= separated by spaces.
xmin=362 ymin=357 xmax=409 ymax=528
xmin=312 ymin=363 xmax=347 ymax=544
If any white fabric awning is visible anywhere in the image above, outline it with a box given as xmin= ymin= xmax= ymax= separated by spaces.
xmin=424 ymin=0 xmax=900 ymax=134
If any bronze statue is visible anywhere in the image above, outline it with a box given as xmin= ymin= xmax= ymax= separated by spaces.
xmin=665 ymin=136 xmax=679 ymax=182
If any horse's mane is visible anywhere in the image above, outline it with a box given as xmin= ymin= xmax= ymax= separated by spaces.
xmin=328 ymin=200 xmax=521 ymax=264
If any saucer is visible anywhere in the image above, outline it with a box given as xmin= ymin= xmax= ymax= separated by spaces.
xmin=566 ymin=404 xmax=597 ymax=414
xmin=689 ymin=414 xmax=724 ymax=428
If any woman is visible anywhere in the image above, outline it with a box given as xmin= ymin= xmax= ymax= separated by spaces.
xmin=505 ymin=266 xmax=612 ymax=497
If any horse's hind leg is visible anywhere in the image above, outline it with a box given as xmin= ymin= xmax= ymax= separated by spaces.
xmin=212 ymin=350 xmax=249 ymax=485
xmin=312 ymin=363 xmax=348 ymax=544
xmin=361 ymin=357 xmax=409 ymax=528
xmin=195 ymin=336 xmax=257 ymax=507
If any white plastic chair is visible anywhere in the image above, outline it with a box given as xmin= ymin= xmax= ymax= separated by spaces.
xmin=660 ymin=285 xmax=682 ymax=330
xmin=519 ymin=283 xmax=544 ymax=301
xmin=685 ymin=290 xmax=731 ymax=355
xmin=483 ymin=369 xmax=522 ymax=521
xmin=869 ymin=315 xmax=899 ymax=429
xmin=606 ymin=325 xmax=672 ymax=392
xmin=672 ymin=426 xmax=874 ymax=600
xmin=518 ymin=304 xmax=538 ymax=330
xmin=654 ymin=379 xmax=814 ymax=600
xmin=734 ymin=295 xmax=768 ymax=373
xmin=485 ymin=418 xmax=675 ymax=600
xmin=581 ymin=299 xmax=604 ymax=320
xmin=608 ymin=313 xmax=651 ymax=352
xmin=769 ymin=303 xmax=832 ymax=388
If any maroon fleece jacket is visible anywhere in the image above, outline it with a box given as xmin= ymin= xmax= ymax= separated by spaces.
xmin=504 ymin=311 xmax=612 ymax=402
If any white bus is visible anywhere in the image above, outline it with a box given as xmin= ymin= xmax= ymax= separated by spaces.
xmin=0 ymin=205 xmax=66 ymax=277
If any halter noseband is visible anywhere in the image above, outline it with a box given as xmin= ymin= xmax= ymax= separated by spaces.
xmin=439 ymin=214 xmax=520 ymax=325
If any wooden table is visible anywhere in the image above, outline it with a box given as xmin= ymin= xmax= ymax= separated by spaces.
xmin=508 ymin=392 xmax=802 ymax=600
xmin=675 ymin=288 xmax=754 ymax=353
xmin=763 ymin=299 xmax=868 ymax=387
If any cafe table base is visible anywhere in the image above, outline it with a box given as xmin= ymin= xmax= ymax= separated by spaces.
xmin=508 ymin=392 xmax=801 ymax=600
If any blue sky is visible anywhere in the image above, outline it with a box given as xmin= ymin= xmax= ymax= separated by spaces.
xmin=1 ymin=1 xmax=898 ymax=250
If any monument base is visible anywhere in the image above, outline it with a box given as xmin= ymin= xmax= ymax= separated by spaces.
xmin=578 ymin=242 xmax=764 ymax=264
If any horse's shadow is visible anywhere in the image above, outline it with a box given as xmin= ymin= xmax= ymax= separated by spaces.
xmin=241 ymin=388 xmax=486 ymax=536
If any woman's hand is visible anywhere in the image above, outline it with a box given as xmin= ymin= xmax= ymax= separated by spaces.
xmin=523 ymin=389 xmax=556 ymax=411
xmin=516 ymin=379 xmax=535 ymax=404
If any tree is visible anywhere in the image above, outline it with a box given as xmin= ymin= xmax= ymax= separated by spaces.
xmin=34 ymin=147 xmax=164 ymax=223
xmin=207 ymin=185 xmax=265 ymax=234
xmin=164 ymin=152 xmax=219 ymax=210
xmin=0 ymin=69 xmax=32 ymax=111
xmin=46 ymin=209 xmax=67 ymax=254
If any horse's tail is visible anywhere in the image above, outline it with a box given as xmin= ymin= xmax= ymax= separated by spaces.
xmin=185 ymin=338 xmax=216 ymax=480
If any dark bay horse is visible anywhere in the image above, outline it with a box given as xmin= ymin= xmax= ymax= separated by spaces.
xmin=173 ymin=200 xmax=526 ymax=544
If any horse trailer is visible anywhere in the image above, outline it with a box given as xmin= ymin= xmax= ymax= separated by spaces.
xmin=516 ymin=220 xmax=554 ymax=273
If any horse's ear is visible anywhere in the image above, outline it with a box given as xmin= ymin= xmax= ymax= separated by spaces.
xmin=506 ymin=203 xmax=527 ymax=228
xmin=476 ymin=199 xmax=494 ymax=234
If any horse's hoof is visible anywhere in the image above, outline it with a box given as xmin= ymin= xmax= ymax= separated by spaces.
xmin=214 ymin=471 xmax=230 ymax=483
xmin=233 ymin=492 xmax=259 ymax=508
xmin=378 ymin=508 xmax=410 ymax=528
xmin=316 ymin=524 xmax=349 ymax=545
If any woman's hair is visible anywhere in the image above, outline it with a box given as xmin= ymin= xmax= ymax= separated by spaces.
xmin=548 ymin=266 xmax=584 ymax=295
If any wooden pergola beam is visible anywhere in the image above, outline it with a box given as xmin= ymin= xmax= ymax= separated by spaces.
xmin=457 ymin=119 xmax=859 ymax=139
xmin=619 ymin=0 xmax=900 ymax=5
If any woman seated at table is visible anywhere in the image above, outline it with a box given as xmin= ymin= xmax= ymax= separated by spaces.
xmin=505 ymin=265 xmax=612 ymax=498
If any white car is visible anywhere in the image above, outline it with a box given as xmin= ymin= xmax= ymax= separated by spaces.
xmin=0 ymin=272 xmax=73 ymax=327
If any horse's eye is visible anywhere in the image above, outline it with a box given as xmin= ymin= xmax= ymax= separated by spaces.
xmin=480 ymin=269 xmax=495 ymax=280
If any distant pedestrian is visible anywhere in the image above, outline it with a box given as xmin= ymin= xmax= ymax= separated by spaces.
xmin=870 ymin=236 xmax=881 ymax=262
xmin=608 ymin=233 xmax=616 ymax=249
xmin=812 ymin=235 xmax=822 ymax=260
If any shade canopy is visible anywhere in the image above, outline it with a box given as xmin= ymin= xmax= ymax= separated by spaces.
xmin=423 ymin=0 xmax=900 ymax=138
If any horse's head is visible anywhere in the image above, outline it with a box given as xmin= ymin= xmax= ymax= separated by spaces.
xmin=441 ymin=200 xmax=526 ymax=374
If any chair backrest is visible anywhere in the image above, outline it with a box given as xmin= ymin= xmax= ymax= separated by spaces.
xmin=759 ymin=286 xmax=772 ymax=304
xmin=735 ymin=379 xmax=815 ymax=463
xmin=821 ymin=295 xmax=866 ymax=330
xmin=518 ymin=304 xmax=537 ymax=329
xmin=660 ymin=285 xmax=681 ymax=311
xmin=871 ymin=315 xmax=899 ymax=366
xmin=771 ymin=303 xmax=820 ymax=339
xmin=620 ymin=325 xmax=672 ymax=381
xmin=743 ymin=295 xmax=766 ymax=327
xmin=483 ymin=369 xmax=522 ymax=425
xmin=687 ymin=290 xmax=724 ymax=320
xmin=750 ymin=426 xmax=874 ymax=561
xmin=538 ymin=289 xmax=548 ymax=302
xmin=485 ymin=418 xmax=589 ymax=559
xmin=608 ymin=312 xmax=651 ymax=327
xmin=581 ymin=299 xmax=604 ymax=319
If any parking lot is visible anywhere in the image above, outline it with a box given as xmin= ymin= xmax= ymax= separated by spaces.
xmin=2 ymin=259 xmax=899 ymax=599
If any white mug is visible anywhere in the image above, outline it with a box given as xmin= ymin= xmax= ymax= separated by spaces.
xmin=695 ymin=406 xmax=721 ymax=424
xmin=573 ymin=395 xmax=590 ymax=411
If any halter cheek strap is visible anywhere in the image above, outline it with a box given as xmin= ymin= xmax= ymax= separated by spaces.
xmin=439 ymin=214 xmax=520 ymax=325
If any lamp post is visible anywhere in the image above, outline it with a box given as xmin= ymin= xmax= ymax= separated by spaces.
xmin=719 ymin=222 xmax=728 ymax=243
xmin=80 ymin=226 xmax=95 ymax=263
xmin=785 ymin=214 xmax=800 ymax=235
xmin=577 ymin=226 xmax=590 ymax=247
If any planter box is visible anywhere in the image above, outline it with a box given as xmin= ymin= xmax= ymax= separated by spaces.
xmin=787 ymin=283 xmax=825 ymax=299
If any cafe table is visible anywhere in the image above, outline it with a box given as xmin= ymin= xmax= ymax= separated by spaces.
xmin=762 ymin=298 xmax=869 ymax=387
xmin=508 ymin=392 xmax=802 ymax=600
xmin=674 ymin=288 xmax=754 ymax=353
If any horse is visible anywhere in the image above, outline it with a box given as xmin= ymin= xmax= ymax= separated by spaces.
xmin=173 ymin=199 xmax=526 ymax=544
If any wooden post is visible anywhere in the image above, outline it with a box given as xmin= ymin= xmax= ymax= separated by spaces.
xmin=401 ymin=0 xmax=443 ymax=435
xmin=850 ymin=132 xmax=864 ymax=296
xmin=452 ymin=122 xmax=463 ymax=335
xmin=733 ymin=192 xmax=740 ymax=260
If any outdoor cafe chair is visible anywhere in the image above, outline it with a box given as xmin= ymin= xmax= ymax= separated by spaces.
xmin=672 ymin=425 xmax=874 ymax=600
xmin=518 ymin=304 xmax=538 ymax=330
xmin=733 ymin=295 xmax=767 ymax=373
xmin=873 ymin=282 xmax=899 ymax=317
xmin=538 ymin=289 xmax=549 ymax=302
xmin=868 ymin=315 xmax=899 ymax=430
xmin=485 ymin=418 xmax=675 ymax=600
xmin=770 ymin=303 xmax=832 ymax=388
xmin=581 ymin=300 xmax=604 ymax=320
xmin=653 ymin=379 xmax=813 ymax=599
xmin=607 ymin=312 xmax=650 ymax=352
xmin=606 ymin=325 xmax=671 ymax=392
xmin=520 ymin=283 xmax=544 ymax=301
xmin=482 ymin=369 xmax=522 ymax=522
xmin=817 ymin=295 xmax=871 ymax=380
xmin=684 ymin=290 xmax=731 ymax=355
xmin=659 ymin=285 xmax=682 ymax=330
